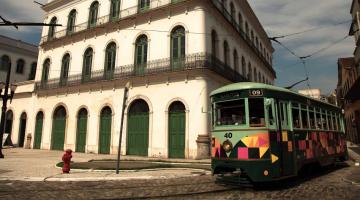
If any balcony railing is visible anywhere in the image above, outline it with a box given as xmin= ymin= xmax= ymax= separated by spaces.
xmin=40 ymin=0 xmax=186 ymax=44
xmin=35 ymin=53 xmax=247 ymax=90
xmin=210 ymin=0 xmax=275 ymax=76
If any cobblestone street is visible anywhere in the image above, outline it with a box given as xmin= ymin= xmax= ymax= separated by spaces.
xmin=0 ymin=161 xmax=359 ymax=200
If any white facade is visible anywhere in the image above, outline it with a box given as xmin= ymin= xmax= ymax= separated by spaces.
xmin=298 ymin=89 xmax=322 ymax=100
xmin=7 ymin=0 xmax=276 ymax=159
xmin=0 ymin=35 xmax=38 ymax=83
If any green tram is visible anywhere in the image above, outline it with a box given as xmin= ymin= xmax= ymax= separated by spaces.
xmin=210 ymin=82 xmax=347 ymax=183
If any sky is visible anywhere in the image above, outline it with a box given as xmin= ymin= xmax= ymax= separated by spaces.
xmin=0 ymin=0 xmax=355 ymax=94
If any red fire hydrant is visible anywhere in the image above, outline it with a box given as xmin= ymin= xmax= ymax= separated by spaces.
xmin=62 ymin=149 xmax=73 ymax=173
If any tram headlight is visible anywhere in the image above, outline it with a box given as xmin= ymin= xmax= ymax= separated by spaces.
xmin=223 ymin=140 xmax=233 ymax=153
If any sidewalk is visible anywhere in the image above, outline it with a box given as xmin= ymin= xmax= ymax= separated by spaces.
xmin=0 ymin=148 xmax=210 ymax=182
xmin=347 ymin=141 xmax=360 ymax=162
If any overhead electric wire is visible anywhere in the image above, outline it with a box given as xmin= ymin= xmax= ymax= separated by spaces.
xmin=268 ymin=19 xmax=352 ymax=41
xmin=300 ymin=35 xmax=350 ymax=59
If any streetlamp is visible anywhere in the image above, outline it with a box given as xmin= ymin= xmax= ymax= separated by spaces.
xmin=0 ymin=65 xmax=17 ymax=158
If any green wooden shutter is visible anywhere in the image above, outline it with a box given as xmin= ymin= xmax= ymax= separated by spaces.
xmin=171 ymin=27 xmax=185 ymax=70
xmin=135 ymin=36 xmax=147 ymax=75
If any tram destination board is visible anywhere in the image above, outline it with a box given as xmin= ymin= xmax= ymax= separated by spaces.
xmin=249 ymin=89 xmax=263 ymax=97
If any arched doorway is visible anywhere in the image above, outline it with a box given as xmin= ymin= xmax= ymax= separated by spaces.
xmin=18 ymin=112 xmax=27 ymax=147
xmin=76 ymin=108 xmax=88 ymax=153
xmin=33 ymin=112 xmax=44 ymax=149
xmin=168 ymin=101 xmax=186 ymax=158
xmin=127 ymin=99 xmax=149 ymax=156
xmin=51 ymin=106 xmax=66 ymax=150
xmin=4 ymin=110 xmax=13 ymax=146
xmin=99 ymin=107 xmax=112 ymax=154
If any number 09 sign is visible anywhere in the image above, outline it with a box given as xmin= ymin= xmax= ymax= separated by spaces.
xmin=249 ymin=89 xmax=263 ymax=97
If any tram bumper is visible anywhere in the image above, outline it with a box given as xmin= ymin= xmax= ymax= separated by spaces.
xmin=211 ymin=159 xmax=273 ymax=182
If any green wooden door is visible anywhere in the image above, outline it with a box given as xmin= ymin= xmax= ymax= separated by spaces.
xmin=4 ymin=111 xmax=13 ymax=146
xmin=18 ymin=113 xmax=27 ymax=148
xmin=76 ymin=109 xmax=87 ymax=153
xmin=99 ymin=108 xmax=112 ymax=154
xmin=52 ymin=107 xmax=66 ymax=151
xmin=33 ymin=112 xmax=43 ymax=149
xmin=51 ymin=117 xmax=66 ymax=150
xmin=127 ymin=113 xmax=149 ymax=156
xmin=168 ymin=111 xmax=185 ymax=158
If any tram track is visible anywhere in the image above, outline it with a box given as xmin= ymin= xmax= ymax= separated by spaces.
xmin=0 ymin=176 xmax=238 ymax=199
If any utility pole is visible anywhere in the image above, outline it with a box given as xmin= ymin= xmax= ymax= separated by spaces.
xmin=0 ymin=58 xmax=17 ymax=159
xmin=116 ymin=82 xmax=130 ymax=174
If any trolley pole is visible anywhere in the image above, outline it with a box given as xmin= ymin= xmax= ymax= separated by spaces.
xmin=116 ymin=82 xmax=129 ymax=174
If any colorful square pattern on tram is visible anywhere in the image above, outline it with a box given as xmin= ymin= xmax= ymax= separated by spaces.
xmin=212 ymin=133 xmax=270 ymax=160
xmin=296 ymin=131 xmax=346 ymax=159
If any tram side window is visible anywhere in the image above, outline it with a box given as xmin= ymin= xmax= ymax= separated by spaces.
xmin=301 ymin=107 xmax=309 ymax=129
xmin=339 ymin=115 xmax=344 ymax=132
xmin=322 ymin=111 xmax=329 ymax=130
xmin=329 ymin=112 xmax=334 ymax=130
xmin=315 ymin=108 xmax=321 ymax=130
xmin=337 ymin=115 xmax=342 ymax=131
xmin=279 ymin=102 xmax=289 ymax=129
xmin=249 ymin=98 xmax=265 ymax=127
xmin=336 ymin=114 xmax=340 ymax=131
xmin=215 ymin=99 xmax=246 ymax=126
xmin=268 ymin=103 xmax=275 ymax=126
xmin=332 ymin=113 xmax=337 ymax=131
xmin=292 ymin=106 xmax=301 ymax=129
xmin=309 ymin=107 xmax=316 ymax=130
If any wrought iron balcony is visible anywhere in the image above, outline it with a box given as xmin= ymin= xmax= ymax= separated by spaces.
xmin=210 ymin=0 xmax=275 ymax=77
xmin=35 ymin=53 xmax=247 ymax=90
xmin=40 ymin=0 xmax=187 ymax=44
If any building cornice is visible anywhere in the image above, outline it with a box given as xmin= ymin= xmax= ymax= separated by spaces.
xmin=42 ymin=0 xmax=74 ymax=12
xmin=350 ymin=0 xmax=359 ymax=14
xmin=241 ymin=0 xmax=274 ymax=52
xmin=0 ymin=44 xmax=38 ymax=58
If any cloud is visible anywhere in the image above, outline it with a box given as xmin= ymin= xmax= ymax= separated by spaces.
xmin=0 ymin=0 xmax=47 ymax=45
xmin=249 ymin=0 xmax=354 ymax=94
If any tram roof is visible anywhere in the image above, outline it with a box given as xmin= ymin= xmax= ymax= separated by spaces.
xmin=210 ymin=82 xmax=340 ymax=110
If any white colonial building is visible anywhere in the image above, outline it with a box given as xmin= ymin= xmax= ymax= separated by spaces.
xmin=5 ymin=0 xmax=275 ymax=159
xmin=0 ymin=35 xmax=38 ymax=83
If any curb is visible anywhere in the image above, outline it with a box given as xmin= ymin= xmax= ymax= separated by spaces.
xmin=54 ymin=163 xmax=211 ymax=173
xmin=0 ymin=170 xmax=210 ymax=182
xmin=342 ymin=178 xmax=360 ymax=186
xmin=347 ymin=148 xmax=360 ymax=162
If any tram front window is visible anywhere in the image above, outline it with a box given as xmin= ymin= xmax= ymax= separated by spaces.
xmin=249 ymin=98 xmax=265 ymax=127
xmin=216 ymin=99 xmax=246 ymax=126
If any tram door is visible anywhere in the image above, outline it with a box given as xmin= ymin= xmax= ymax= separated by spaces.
xmin=267 ymin=99 xmax=281 ymax=178
xmin=277 ymin=101 xmax=295 ymax=176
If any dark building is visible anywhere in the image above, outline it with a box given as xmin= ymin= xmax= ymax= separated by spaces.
xmin=337 ymin=57 xmax=359 ymax=144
